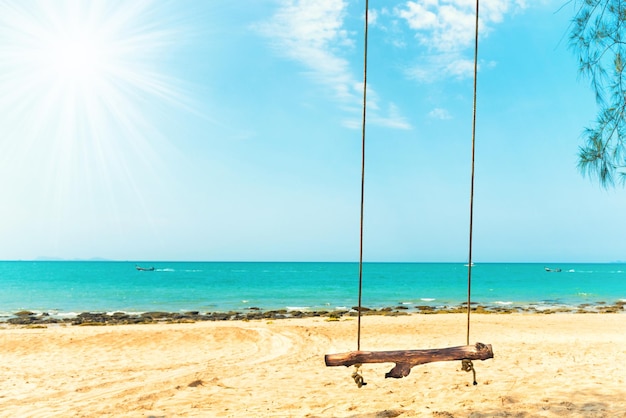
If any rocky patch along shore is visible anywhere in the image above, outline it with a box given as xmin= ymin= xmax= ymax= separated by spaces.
xmin=3 ymin=300 xmax=626 ymax=327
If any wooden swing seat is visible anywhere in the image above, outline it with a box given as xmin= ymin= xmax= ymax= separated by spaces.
xmin=325 ymin=342 xmax=493 ymax=378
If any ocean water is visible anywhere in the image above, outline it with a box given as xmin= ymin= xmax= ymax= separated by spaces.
xmin=0 ymin=261 xmax=625 ymax=319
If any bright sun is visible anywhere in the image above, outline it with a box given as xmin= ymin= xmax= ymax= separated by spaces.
xmin=9 ymin=5 xmax=122 ymax=93
xmin=46 ymin=36 xmax=105 ymax=82
xmin=37 ymin=16 xmax=120 ymax=90
xmin=0 ymin=0 xmax=186 ymax=226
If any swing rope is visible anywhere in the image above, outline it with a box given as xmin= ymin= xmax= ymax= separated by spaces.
xmin=356 ymin=0 xmax=369 ymax=352
xmin=466 ymin=0 xmax=480 ymax=348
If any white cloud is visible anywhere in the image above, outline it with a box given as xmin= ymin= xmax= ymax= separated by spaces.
xmin=256 ymin=0 xmax=356 ymax=102
xmin=339 ymin=83 xmax=411 ymax=129
xmin=257 ymin=0 xmax=410 ymax=130
xmin=406 ymin=53 xmax=476 ymax=82
xmin=371 ymin=103 xmax=411 ymax=129
xmin=395 ymin=0 xmax=526 ymax=81
xmin=445 ymin=58 xmax=476 ymax=78
xmin=398 ymin=1 xmax=438 ymax=32
xmin=369 ymin=9 xmax=379 ymax=25
xmin=428 ymin=107 xmax=452 ymax=119
xmin=397 ymin=0 xmax=520 ymax=50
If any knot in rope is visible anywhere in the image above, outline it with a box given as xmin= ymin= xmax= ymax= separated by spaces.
xmin=351 ymin=364 xmax=366 ymax=388
xmin=461 ymin=359 xmax=478 ymax=386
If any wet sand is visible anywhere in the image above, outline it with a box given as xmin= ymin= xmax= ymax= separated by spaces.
xmin=1 ymin=313 xmax=625 ymax=417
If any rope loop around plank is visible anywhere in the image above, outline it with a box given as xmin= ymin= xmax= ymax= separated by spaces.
xmin=461 ymin=359 xmax=478 ymax=386
xmin=351 ymin=364 xmax=366 ymax=388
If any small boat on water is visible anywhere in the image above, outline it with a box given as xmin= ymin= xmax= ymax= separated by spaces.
xmin=135 ymin=265 xmax=155 ymax=271
xmin=544 ymin=267 xmax=562 ymax=273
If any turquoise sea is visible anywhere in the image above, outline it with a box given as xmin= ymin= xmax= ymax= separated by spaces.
xmin=1 ymin=261 xmax=625 ymax=320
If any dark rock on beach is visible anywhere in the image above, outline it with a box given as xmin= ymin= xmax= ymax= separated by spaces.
xmin=7 ymin=311 xmax=62 ymax=325
xmin=4 ymin=299 xmax=626 ymax=327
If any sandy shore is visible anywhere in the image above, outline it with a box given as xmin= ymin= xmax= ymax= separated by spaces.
xmin=1 ymin=313 xmax=625 ymax=417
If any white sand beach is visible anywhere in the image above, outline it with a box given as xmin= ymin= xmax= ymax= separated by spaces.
xmin=1 ymin=313 xmax=625 ymax=417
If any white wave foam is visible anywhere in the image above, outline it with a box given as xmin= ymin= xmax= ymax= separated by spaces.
xmin=56 ymin=311 xmax=80 ymax=318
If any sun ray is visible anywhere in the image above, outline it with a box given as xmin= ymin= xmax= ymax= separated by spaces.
xmin=0 ymin=0 xmax=190 ymax=249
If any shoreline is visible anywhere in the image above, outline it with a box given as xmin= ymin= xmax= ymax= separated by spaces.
xmin=4 ymin=298 xmax=626 ymax=326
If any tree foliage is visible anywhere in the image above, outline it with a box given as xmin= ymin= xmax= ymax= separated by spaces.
xmin=570 ymin=0 xmax=626 ymax=187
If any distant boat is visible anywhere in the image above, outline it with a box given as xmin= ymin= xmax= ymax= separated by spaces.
xmin=544 ymin=267 xmax=562 ymax=273
xmin=135 ymin=265 xmax=155 ymax=271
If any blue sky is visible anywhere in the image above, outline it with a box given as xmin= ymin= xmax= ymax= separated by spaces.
xmin=1 ymin=0 xmax=625 ymax=262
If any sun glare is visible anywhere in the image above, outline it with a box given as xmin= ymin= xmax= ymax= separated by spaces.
xmin=47 ymin=36 xmax=105 ymax=82
xmin=0 ymin=0 xmax=186 ymax=230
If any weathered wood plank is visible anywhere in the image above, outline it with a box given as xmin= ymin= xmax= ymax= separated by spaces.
xmin=325 ymin=342 xmax=493 ymax=378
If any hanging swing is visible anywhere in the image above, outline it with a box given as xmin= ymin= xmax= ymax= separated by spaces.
xmin=324 ymin=0 xmax=493 ymax=386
